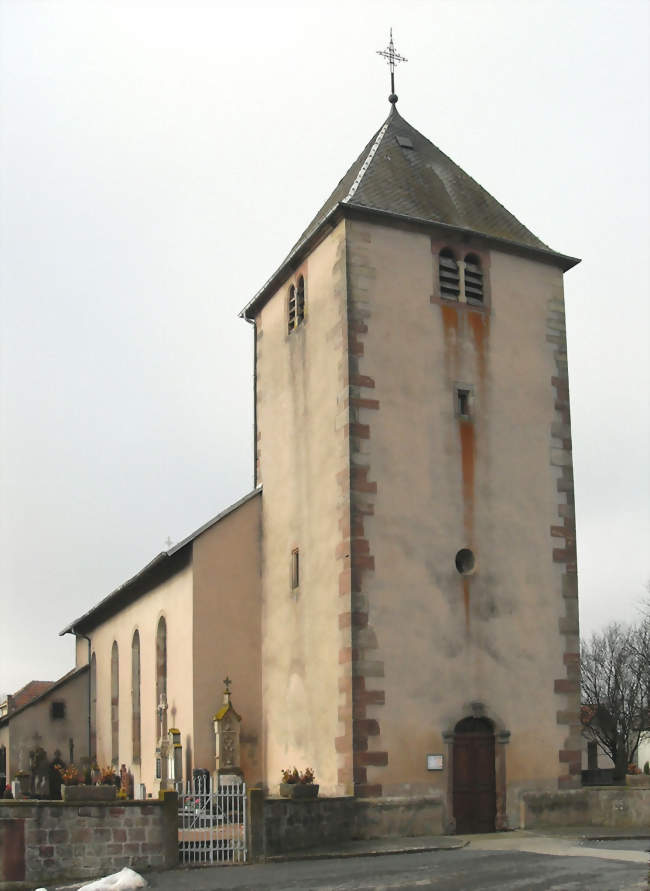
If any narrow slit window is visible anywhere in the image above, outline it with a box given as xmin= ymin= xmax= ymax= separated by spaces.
xmin=464 ymin=254 xmax=484 ymax=303
xmin=457 ymin=388 xmax=471 ymax=418
xmin=291 ymin=548 xmax=300 ymax=589
xmin=439 ymin=249 xmax=460 ymax=299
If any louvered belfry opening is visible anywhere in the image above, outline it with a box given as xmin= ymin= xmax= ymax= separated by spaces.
xmin=296 ymin=276 xmax=305 ymax=324
xmin=439 ymin=249 xmax=460 ymax=299
xmin=288 ymin=284 xmax=296 ymax=332
xmin=464 ymin=254 xmax=484 ymax=302
xmin=288 ymin=277 xmax=305 ymax=333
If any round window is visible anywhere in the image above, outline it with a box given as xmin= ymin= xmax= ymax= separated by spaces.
xmin=455 ymin=548 xmax=475 ymax=575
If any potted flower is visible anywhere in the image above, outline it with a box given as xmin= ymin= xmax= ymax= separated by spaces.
xmin=280 ymin=767 xmax=319 ymax=799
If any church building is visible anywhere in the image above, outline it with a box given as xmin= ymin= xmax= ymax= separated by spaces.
xmin=61 ymin=74 xmax=580 ymax=833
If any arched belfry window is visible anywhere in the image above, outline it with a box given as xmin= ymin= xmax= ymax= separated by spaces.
xmin=110 ymin=642 xmax=119 ymax=766
xmin=464 ymin=254 xmax=483 ymax=303
xmin=156 ymin=616 xmax=167 ymax=713
xmin=439 ymin=249 xmax=460 ymax=299
xmin=131 ymin=631 xmax=141 ymax=763
xmin=288 ymin=276 xmax=306 ymax=333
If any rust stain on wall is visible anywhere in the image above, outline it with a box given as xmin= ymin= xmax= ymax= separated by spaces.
xmin=459 ymin=420 xmax=475 ymax=634
xmin=459 ymin=420 xmax=475 ymax=541
xmin=462 ymin=576 xmax=471 ymax=634
xmin=468 ymin=310 xmax=489 ymax=384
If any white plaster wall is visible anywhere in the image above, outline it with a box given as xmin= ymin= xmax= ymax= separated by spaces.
xmin=256 ymin=222 xmax=348 ymax=795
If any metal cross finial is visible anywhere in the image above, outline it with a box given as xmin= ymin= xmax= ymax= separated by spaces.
xmin=377 ymin=28 xmax=407 ymax=105
xmin=223 ymin=676 xmax=232 ymax=694
xmin=164 ymin=536 xmax=173 ymax=549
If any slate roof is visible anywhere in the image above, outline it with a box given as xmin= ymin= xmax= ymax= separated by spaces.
xmin=241 ymin=106 xmax=578 ymax=318
xmin=294 ymin=105 xmax=549 ymax=253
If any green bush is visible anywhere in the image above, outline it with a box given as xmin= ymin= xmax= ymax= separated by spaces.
xmin=643 ymin=761 xmax=649 ymax=775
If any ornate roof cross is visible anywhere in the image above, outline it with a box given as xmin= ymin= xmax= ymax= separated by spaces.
xmin=223 ymin=676 xmax=232 ymax=694
xmin=377 ymin=28 xmax=407 ymax=105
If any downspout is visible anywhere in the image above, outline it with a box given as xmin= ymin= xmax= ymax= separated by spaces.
xmin=63 ymin=628 xmax=92 ymax=763
xmin=244 ymin=314 xmax=258 ymax=488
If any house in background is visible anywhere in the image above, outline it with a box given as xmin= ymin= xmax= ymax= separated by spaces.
xmin=60 ymin=92 xmax=581 ymax=833
xmin=0 ymin=667 xmax=88 ymax=794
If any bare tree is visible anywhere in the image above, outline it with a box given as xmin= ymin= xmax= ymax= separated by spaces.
xmin=581 ymin=622 xmax=650 ymax=779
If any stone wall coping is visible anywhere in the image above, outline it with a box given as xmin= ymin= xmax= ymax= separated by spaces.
xmin=0 ymin=798 xmax=166 ymax=808
xmin=523 ymin=787 xmax=648 ymax=799
xmin=265 ymin=794 xmax=443 ymax=804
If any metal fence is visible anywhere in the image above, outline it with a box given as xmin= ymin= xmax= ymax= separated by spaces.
xmin=177 ymin=775 xmax=247 ymax=864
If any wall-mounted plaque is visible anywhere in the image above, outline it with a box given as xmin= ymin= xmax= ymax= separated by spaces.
xmin=426 ymin=754 xmax=444 ymax=770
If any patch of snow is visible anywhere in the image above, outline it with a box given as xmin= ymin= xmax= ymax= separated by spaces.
xmin=77 ymin=867 xmax=148 ymax=890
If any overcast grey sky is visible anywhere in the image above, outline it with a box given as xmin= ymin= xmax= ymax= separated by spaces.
xmin=1 ymin=0 xmax=648 ymax=695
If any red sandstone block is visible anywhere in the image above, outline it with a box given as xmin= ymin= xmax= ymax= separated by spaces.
xmin=353 ymin=766 xmax=367 ymax=784
xmin=129 ymin=828 xmax=146 ymax=841
xmin=109 ymin=807 xmax=125 ymax=816
xmin=338 ymin=611 xmax=369 ymax=629
xmin=350 ymin=397 xmax=380 ymax=411
xmin=124 ymin=842 xmax=141 ymax=856
xmin=112 ymin=828 xmax=127 ymax=842
xmin=339 ymin=647 xmax=358 ymax=664
xmin=350 ymin=374 xmax=375 ymax=389
xmin=354 ymin=718 xmax=380 ymax=736
xmin=351 ymin=554 xmax=375 ymax=570
xmin=563 ymin=652 xmax=580 ymax=666
xmin=339 ymin=572 xmax=351 ymax=596
xmin=357 ymin=751 xmax=389 ymax=766
xmin=106 ymin=842 xmax=124 ymax=855
xmin=358 ymin=690 xmax=386 ymax=706
xmin=349 ymin=421 xmax=370 ymax=439
xmin=554 ymin=679 xmax=578 ymax=694
xmin=40 ymin=845 xmax=54 ymax=858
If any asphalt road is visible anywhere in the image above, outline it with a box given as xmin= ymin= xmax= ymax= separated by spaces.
xmin=144 ymin=848 xmax=650 ymax=891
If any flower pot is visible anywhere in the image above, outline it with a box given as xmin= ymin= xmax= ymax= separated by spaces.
xmin=61 ymin=784 xmax=116 ymax=802
xmin=279 ymin=783 xmax=319 ymax=800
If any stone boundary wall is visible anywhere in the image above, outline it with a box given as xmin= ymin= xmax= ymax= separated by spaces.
xmin=521 ymin=788 xmax=650 ymax=829
xmin=0 ymin=793 xmax=177 ymax=888
xmin=256 ymin=793 xmax=443 ymax=858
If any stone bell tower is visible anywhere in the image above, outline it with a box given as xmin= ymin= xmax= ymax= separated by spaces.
xmin=242 ymin=78 xmax=580 ymax=829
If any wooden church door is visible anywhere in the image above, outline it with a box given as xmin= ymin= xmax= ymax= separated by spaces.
xmin=453 ymin=717 xmax=496 ymax=833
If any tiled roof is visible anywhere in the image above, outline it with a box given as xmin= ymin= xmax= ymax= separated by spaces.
xmin=11 ymin=680 xmax=55 ymax=711
xmin=295 ymin=105 xmax=549 ymax=252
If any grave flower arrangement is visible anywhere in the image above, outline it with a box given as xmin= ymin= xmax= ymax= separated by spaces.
xmin=55 ymin=764 xmax=81 ymax=786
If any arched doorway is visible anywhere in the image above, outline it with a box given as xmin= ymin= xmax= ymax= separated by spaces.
xmin=453 ymin=716 xmax=496 ymax=833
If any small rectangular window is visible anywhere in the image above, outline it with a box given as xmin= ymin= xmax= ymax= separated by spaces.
xmin=291 ymin=548 xmax=300 ymax=589
xmin=51 ymin=701 xmax=65 ymax=720
xmin=457 ymin=389 xmax=470 ymax=418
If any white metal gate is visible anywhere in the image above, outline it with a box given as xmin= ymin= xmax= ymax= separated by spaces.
xmin=178 ymin=775 xmax=247 ymax=864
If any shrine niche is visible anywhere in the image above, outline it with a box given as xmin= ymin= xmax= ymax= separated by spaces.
xmin=213 ymin=676 xmax=242 ymax=783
